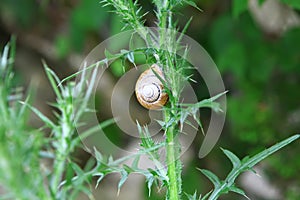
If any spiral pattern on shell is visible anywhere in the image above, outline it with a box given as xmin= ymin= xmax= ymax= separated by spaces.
xmin=135 ymin=64 xmax=168 ymax=110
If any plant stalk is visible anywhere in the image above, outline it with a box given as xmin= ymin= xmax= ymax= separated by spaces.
xmin=51 ymin=154 xmax=66 ymax=194
xmin=159 ymin=1 xmax=182 ymax=198
xmin=51 ymin=105 xmax=72 ymax=196
xmin=159 ymin=0 xmax=169 ymax=48
xmin=165 ymin=110 xmax=180 ymax=200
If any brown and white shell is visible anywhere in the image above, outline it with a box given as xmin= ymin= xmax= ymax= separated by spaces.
xmin=135 ymin=64 xmax=168 ymax=110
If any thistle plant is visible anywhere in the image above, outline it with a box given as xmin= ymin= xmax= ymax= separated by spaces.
xmin=0 ymin=38 xmax=113 ymax=199
xmin=0 ymin=1 xmax=299 ymax=200
xmin=92 ymin=0 xmax=300 ymax=200
xmin=0 ymin=37 xmax=48 ymax=199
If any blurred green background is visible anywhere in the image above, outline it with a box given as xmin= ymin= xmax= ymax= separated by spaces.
xmin=0 ymin=0 xmax=299 ymax=199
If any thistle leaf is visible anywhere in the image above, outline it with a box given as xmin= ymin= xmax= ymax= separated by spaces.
xmin=94 ymin=173 xmax=104 ymax=188
xmin=19 ymin=101 xmax=56 ymax=129
xmin=43 ymin=61 xmax=63 ymax=100
xmin=94 ymin=148 xmax=103 ymax=162
xmin=201 ymin=191 xmax=212 ymax=200
xmin=198 ymin=169 xmax=221 ymax=188
xmin=183 ymin=0 xmax=202 ymax=11
xmin=145 ymin=173 xmax=155 ymax=196
xmin=132 ymin=155 xmax=140 ymax=169
xmin=241 ymin=134 xmax=300 ymax=168
xmin=117 ymin=169 xmax=129 ymax=194
xmin=126 ymin=51 xmax=136 ymax=67
xmin=229 ymin=186 xmax=250 ymax=199
xmin=202 ymin=134 xmax=299 ymax=200
xmin=185 ymin=191 xmax=197 ymax=200
xmin=221 ymin=148 xmax=241 ymax=169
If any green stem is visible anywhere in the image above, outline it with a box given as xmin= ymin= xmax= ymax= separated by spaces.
xmin=165 ymin=111 xmax=180 ymax=200
xmin=159 ymin=14 xmax=167 ymax=48
xmin=157 ymin=1 xmax=182 ymax=199
xmin=51 ymin=106 xmax=72 ymax=197
xmin=159 ymin=0 xmax=169 ymax=48
xmin=51 ymin=154 xmax=66 ymax=195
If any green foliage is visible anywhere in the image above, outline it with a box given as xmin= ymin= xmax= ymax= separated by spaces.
xmin=209 ymin=4 xmax=300 ymax=187
xmin=95 ymin=1 xmax=300 ymax=200
xmin=189 ymin=134 xmax=300 ymax=200
xmin=97 ymin=1 xmax=225 ymax=200
xmin=91 ymin=128 xmax=168 ymax=196
xmin=0 ymin=37 xmax=115 ymax=199
xmin=101 ymin=0 xmax=148 ymax=41
xmin=0 ymin=37 xmax=47 ymax=199
xmin=178 ymin=91 xmax=227 ymax=133
xmin=1 ymin=0 xmax=300 ymax=200
xmin=92 ymin=1 xmax=300 ymax=200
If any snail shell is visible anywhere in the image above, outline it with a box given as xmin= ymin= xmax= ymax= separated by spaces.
xmin=135 ymin=64 xmax=168 ymax=110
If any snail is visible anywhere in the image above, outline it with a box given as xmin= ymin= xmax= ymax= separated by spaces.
xmin=135 ymin=64 xmax=168 ymax=110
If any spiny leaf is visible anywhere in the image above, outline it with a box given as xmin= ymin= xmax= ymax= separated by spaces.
xmin=241 ymin=134 xmax=300 ymax=168
xmin=221 ymin=148 xmax=241 ymax=169
xmin=137 ymin=123 xmax=164 ymax=168
xmin=183 ymin=0 xmax=202 ymax=12
xmin=131 ymin=155 xmax=140 ymax=169
xmin=59 ymin=60 xmax=106 ymax=86
xmin=19 ymin=101 xmax=56 ymax=129
xmin=42 ymin=61 xmax=63 ymax=100
xmin=189 ymin=91 xmax=228 ymax=112
xmin=117 ymin=169 xmax=129 ymax=195
xmin=94 ymin=147 xmax=103 ymax=162
xmin=185 ymin=191 xmax=198 ymax=200
xmin=104 ymin=49 xmax=120 ymax=60
xmin=73 ymin=118 xmax=116 ymax=145
xmin=177 ymin=17 xmax=193 ymax=44
xmin=201 ymin=191 xmax=212 ymax=200
xmin=178 ymin=91 xmax=227 ymax=132
xmin=126 ymin=51 xmax=136 ymax=67
xmin=156 ymin=119 xmax=166 ymax=128
xmin=94 ymin=173 xmax=104 ymax=188
xmin=84 ymin=157 xmax=96 ymax=172
xmin=1 ymin=39 xmax=12 ymax=70
xmin=18 ymin=94 xmax=32 ymax=119
xmin=204 ymin=134 xmax=299 ymax=200
xmin=70 ymin=162 xmax=85 ymax=177
xmin=123 ymin=164 xmax=135 ymax=174
xmin=145 ymin=173 xmax=155 ymax=196
xmin=108 ymin=155 xmax=114 ymax=165
xmin=197 ymin=169 xmax=221 ymax=188
xmin=229 ymin=186 xmax=250 ymax=199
